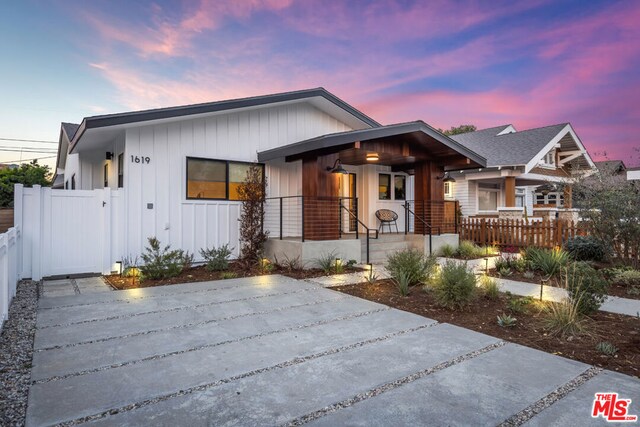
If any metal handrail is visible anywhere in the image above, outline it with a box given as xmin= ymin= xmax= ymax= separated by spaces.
xmin=402 ymin=201 xmax=439 ymax=255
xmin=339 ymin=200 xmax=378 ymax=264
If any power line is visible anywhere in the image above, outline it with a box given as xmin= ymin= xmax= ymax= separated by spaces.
xmin=1 ymin=155 xmax=57 ymax=163
xmin=0 ymin=137 xmax=58 ymax=144
xmin=0 ymin=148 xmax=57 ymax=153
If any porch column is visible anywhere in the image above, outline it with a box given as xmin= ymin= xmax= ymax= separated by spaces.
xmin=414 ymin=161 xmax=445 ymax=234
xmin=563 ymin=185 xmax=572 ymax=209
xmin=504 ymin=176 xmax=516 ymax=207
xmin=301 ymin=154 xmax=341 ymax=240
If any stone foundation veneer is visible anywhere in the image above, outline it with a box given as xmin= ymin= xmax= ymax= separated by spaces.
xmin=498 ymin=207 xmax=525 ymax=220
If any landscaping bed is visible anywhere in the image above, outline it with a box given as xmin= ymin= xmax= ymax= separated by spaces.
xmin=330 ymin=280 xmax=640 ymax=378
xmin=104 ymin=263 xmax=364 ymax=290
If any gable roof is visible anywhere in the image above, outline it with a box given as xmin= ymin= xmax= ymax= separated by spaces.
xmin=257 ymin=120 xmax=487 ymax=167
xmin=450 ymin=123 xmax=569 ymax=168
xmin=61 ymin=122 xmax=79 ymax=141
xmin=70 ymin=88 xmax=380 ymax=153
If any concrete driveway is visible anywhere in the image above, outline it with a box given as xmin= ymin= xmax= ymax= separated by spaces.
xmin=28 ymin=275 xmax=640 ymax=426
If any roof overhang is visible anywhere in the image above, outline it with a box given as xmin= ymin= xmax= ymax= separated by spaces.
xmin=69 ymin=88 xmax=380 ymax=154
xmin=525 ymin=124 xmax=596 ymax=173
xmin=257 ymin=121 xmax=487 ymax=170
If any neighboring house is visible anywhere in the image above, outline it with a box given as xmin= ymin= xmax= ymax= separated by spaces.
xmin=594 ymin=160 xmax=627 ymax=176
xmin=627 ymin=167 xmax=640 ymax=181
xmin=52 ymin=88 xmax=484 ymax=265
xmin=447 ymin=124 xmax=596 ymax=220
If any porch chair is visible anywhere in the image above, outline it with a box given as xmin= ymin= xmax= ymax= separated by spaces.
xmin=375 ymin=209 xmax=399 ymax=234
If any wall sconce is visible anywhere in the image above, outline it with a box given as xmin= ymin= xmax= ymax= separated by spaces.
xmin=326 ymin=159 xmax=348 ymax=174
xmin=106 ymin=152 xmax=114 ymax=160
xmin=437 ymin=172 xmax=456 ymax=183
xmin=366 ymin=153 xmax=379 ymax=162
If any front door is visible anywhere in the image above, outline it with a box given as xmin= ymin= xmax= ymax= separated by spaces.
xmin=339 ymin=172 xmax=357 ymax=232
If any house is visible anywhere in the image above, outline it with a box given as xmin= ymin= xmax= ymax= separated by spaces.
xmin=446 ymin=124 xmax=596 ymax=221
xmin=42 ymin=88 xmax=602 ymax=275
xmin=594 ymin=160 xmax=627 ymax=176
xmin=48 ymin=88 xmax=485 ymax=268
xmin=627 ymin=167 xmax=640 ymax=181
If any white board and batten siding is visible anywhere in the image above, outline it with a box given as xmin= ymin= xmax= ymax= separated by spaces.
xmin=123 ymin=102 xmax=353 ymax=261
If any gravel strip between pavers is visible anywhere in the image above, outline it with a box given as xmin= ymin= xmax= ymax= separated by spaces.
xmin=56 ymin=322 xmax=440 ymax=426
xmin=0 ymin=281 xmax=39 ymax=426
xmin=283 ymin=340 xmax=508 ymax=426
xmin=497 ymin=366 xmax=603 ymax=426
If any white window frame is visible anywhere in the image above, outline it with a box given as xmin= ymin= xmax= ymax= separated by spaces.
xmin=444 ymin=181 xmax=453 ymax=199
xmin=477 ymin=187 xmax=499 ymax=213
xmin=515 ymin=187 xmax=525 ymax=208
xmin=378 ymin=172 xmax=407 ymax=201
xmin=539 ymin=150 xmax=556 ymax=168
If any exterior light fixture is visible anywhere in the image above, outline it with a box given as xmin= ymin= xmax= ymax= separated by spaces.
xmin=115 ymin=261 xmax=123 ymax=276
xmin=537 ymin=183 xmax=556 ymax=196
xmin=106 ymin=152 xmax=114 ymax=160
xmin=326 ymin=159 xmax=348 ymax=174
xmin=437 ymin=172 xmax=456 ymax=183
xmin=335 ymin=258 xmax=342 ymax=267
xmin=366 ymin=153 xmax=379 ymax=162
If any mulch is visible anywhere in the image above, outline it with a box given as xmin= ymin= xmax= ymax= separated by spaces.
xmin=330 ymin=280 xmax=640 ymax=378
xmin=104 ymin=263 xmax=364 ymax=290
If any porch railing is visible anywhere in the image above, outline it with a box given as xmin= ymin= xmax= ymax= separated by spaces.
xmin=402 ymin=200 xmax=459 ymax=235
xmin=263 ymin=196 xmax=378 ymax=263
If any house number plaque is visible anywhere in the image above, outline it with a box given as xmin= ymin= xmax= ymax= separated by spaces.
xmin=131 ymin=155 xmax=151 ymax=164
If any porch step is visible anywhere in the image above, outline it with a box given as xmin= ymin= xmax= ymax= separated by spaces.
xmin=361 ymin=237 xmax=410 ymax=264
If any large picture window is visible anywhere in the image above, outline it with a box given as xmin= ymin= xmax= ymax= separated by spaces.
xmin=478 ymin=189 xmax=498 ymax=211
xmin=186 ymin=157 xmax=264 ymax=200
xmin=394 ymin=176 xmax=406 ymax=200
xmin=379 ymin=174 xmax=391 ymax=200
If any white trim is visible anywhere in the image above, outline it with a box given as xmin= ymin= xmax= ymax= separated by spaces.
xmin=520 ymin=172 xmax=569 ymax=183
xmin=524 ymin=124 xmax=596 ymax=173
xmin=557 ymin=150 xmax=582 ymax=165
xmin=497 ymin=125 xmax=517 ymax=135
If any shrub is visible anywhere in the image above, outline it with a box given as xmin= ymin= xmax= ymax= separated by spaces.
xmin=508 ymin=296 xmax=535 ymax=314
xmin=498 ymin=267 xmax=512 ymax=277
xmin=432 ymin=260 xmax=477 ymax=309
xmin=140 ymin=237 xmax=184 ymax=280
xmin=497 ymin=314 xmax=517 ymax=327
xmin=544 ymin=298 xmax=587 ymax=337
xmin=237 ymin=165 xmax=269 ymax=263
xmin=386 ymin=249 xmax=437 ymax=286
xmin=523 ymin=271 xmax=535 ymax=280
xmin=438 ymin=244 xmax=456 ymax=258
xmin=457 ymin=240 xmax=483 ymax=259
xmin=315 ymin=251 xmax=338 ymax=274
xmin=221 ymin=272 xmax=238 ymax=280
xmin=364 ymin=267 xmax=378 ymax=284
xmin=565 ymin=236 xmax=607 ymax=262
xmin=274 ymin=253 xmax=304 ymax=272
xmin=525 ymin=247 xmax=570 ymax=277
xmin=200 ymin=244 xmax=233 ymax=271
xmin=596 ymin=341 xmax=618 ymax=356
xmin=562 ymin=262 xmax=608 ymax=315
xmin=181 ymin=251 xmax=195 ymax=270
xmin=613 ymin=270 xmax=640 ymax=287
xmin=493 ymin=256 xmax=511 ymax=271
xmin=479 ymin=275 xmax=500 ymax=300
xmin=345 ymin=259 xmax=357 ymax=268
xmin=392 ymin=270 xmax=411 ymax=296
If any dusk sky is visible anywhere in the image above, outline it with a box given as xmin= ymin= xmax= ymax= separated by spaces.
xmin=1 ymin=0 xmax=639 ymax=169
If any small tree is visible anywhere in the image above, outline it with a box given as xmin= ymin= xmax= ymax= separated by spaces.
xmin=0 ymin=161 xmax=51 ymax=207
xmin=439 ymin=124 xmax=477 ymax=136
xmin=237 ymin=165 xmax=268 ymax=263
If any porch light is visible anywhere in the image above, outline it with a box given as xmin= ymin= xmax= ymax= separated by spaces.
xmin=366 ymin=153 xmax=379 ymax=162
xmin=437 ymin=172 xmax=456 ymax=183
xmin=537 ymin=183 xmax=556 ymax=196
xmin=335 ymin=258 xmax=342 ymax=267
xmin=326 ymin=159 xmax=348 ymax=174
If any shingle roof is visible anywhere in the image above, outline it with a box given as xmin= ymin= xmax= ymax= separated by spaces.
xmin=450 ymin=123 xmax=568 ymax=167
xmin=61 ymin=122 xmax=79 ymax=141
xmin=594 ymin=160 xmax=626 ymax=172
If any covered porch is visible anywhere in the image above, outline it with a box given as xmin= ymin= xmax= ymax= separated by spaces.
xmin=258 ymin=121 xmax=485 ymax=263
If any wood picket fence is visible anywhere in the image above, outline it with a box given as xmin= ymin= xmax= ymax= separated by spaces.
xmin=460 ymin=218 xmax=586 ymax=249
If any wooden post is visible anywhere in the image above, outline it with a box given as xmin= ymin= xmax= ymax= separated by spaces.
xmin=563 ymin=185 xmax=573 ymax=209
xmin=505 ymin=177 xmax=516 ymax=207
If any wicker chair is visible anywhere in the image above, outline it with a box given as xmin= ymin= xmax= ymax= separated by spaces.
xmin=375 ymin=209 xmax=399 ymax=233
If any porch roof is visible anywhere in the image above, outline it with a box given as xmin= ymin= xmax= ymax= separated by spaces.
xmin=257 ymin=120 xmax=487 ymax=168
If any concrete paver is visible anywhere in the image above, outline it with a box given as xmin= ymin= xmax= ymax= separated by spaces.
xmin=26 ymin=274 xmax=640 ymax=426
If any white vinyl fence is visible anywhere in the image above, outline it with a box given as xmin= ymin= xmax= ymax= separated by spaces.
xmin=15 ymin=184 xmax=124 ymax=281
xmin=0 ymin=226 xmax=21 ymax=328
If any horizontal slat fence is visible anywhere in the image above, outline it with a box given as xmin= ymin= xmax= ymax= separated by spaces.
xmin=460 ymin=218 xmax=585 ymax=248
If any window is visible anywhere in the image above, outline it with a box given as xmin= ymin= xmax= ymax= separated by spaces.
xmin=186 ymin=157 xmax=264 ymax=200
xmin=394 ymin=176 xmax=406 ymax=200
xmin=444 ymin=182 xmax=453 ymax=199
xmin=541 ymin=150 xmax=555 ymax=167
xmin=378 ymin=174 xmax=391 ymax=200
xmin=103 ymin=164 xmax=109 ymax=187
xmin=71 ymin=174 xmax=76 ymax=190
xmin=515 ymin=188 xmax=525 ymax=208
xmin=478 ymin=189 xmax=498 ymax=211
xmin=117 ymin=153 xmax=124 ymax=188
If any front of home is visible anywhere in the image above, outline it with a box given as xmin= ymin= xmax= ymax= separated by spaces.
xmin=37 ymin=88 xmax=595 ymax=276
